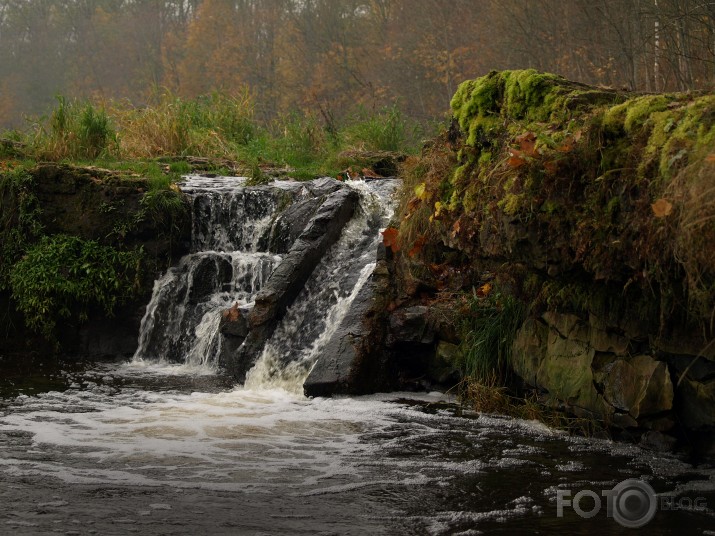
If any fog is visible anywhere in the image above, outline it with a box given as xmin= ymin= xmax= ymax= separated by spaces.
xmin=1 ymin=0 xmax=714 ymax=128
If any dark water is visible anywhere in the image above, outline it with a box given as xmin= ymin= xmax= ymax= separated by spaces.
xmin=0 ymin=358 xmax=713 ymax=535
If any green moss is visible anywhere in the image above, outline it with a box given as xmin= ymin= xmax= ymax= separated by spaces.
xmin=499 ymin=192 xmax=524 ymax=216
xmin=603 ymin=95 xmax=673 ymax=135
xmin=451 ymin=69 xmax=621 ymax=154
xmin=451 ymin=69 xmax=564 ymax=128
xmin=657 ymin=95 xmax=715 ymax=180
xmin=477 ymin=151 xmax=492 ymax=167
xmin=605 ymin=196 xmax=620 ymax=218
xmin=502 ymin=69 xmax=563 ymax=121
xmin=540 ymin=200 xmax=560 ymax=215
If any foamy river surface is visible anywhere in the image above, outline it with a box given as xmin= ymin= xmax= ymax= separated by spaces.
xmin=0 ymin=358 xmax=713 ymax=535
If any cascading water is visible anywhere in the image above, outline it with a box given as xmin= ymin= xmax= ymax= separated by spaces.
xmin=133 ymin=176 xmax=286 ymax=368
xmin=246 ymin=179 xmax=398 ymax=391
xmin=133 ymin=175 xmax=398 ymax=384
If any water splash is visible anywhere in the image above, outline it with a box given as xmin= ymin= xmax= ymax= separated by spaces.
xmin=134 ymin=175 xmax=398 ymax=389
xmin=245 ymin=179 xmax=398 ymax=391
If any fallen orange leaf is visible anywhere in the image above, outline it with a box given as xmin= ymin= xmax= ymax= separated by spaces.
xmin=476 ymin=283 xmax=492 ymax=297
xmin=515 ymin=132 xmax=538 ymax=157
xmin=408 ymin=234 xmax=427 ymax=257
xmin=651 ymin=198 xmax=673 ymax=218
xmin=543 ymin=160 xmax=559 ymax=174
xmin=557 ymin=138 xmax=574 ymax=153
xmin=508 ymin=149 xmax=527 ymax=168
xmin=451 ymin=218 xmax=462 ymax=238
xmin=381 ymin=227 xmax=400 ymax=253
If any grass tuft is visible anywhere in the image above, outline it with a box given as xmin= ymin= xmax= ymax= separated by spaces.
xmin=458 ymin=290 xmax=526 ymax=382
xmin=458 ymin=376 xmax=603 ymax=435
xmin=34 ymin=96 xmax=116 ymax=160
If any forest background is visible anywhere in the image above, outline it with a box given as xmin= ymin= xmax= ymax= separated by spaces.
xmin=2 ymin=0 xmax=715 ymax=131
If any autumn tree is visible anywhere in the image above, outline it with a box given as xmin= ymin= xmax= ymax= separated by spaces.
xmin=1 ymin=0 xmax=715 ymax=130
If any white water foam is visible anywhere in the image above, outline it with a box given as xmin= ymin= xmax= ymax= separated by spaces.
xmin=245 ymin=179 xmax=398 ymax=391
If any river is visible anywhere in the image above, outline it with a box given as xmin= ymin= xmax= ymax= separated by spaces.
xmin=0 ymin=357 xmax=713 ymax=535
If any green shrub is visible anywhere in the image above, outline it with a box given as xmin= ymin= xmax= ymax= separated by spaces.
xmin=9 ymin=235 xmax=142 ymax=340
xmin=0 ymin=169 xmax=42 ymax=289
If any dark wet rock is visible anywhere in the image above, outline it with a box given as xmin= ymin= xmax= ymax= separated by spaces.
xmin=640 ymin=430 xmax=677 ymax=452
xmin=218 ymin=304 xmax=250 ymax=366
xmin=512 ymin=311 xmax=677 ymax=429
xmin=666 ymin=354 xmax=715 ymax=383
xmin=304 ymin=274 xmax=390 ymax=397
xmin=268 ymin=197 xmax=322 ymax=254
xmin=512 ymin=318 xmax=549 ymax=387
xmin=676 ymin=377 xmax=715 ymax=428
xmin=611 ymin=412 xmax=639 ymax=429
xmin=426 ymin=341 xmax=461 ymax=386
xmin=536 ymin=329 xmax=609 ymax=416
xmin=304 ymin=176 xmax=345 ymax=197
xmin=640 ymin=415 xmax=676 ymax=432
xmin=188 ymin=256 xmax=233 ymax=304
xmin=387 ymin=306 xmax=435 ymax=346
xmin=220 ymin=304 xmax=249 ymax=338
xmin=599 ymin=355 xmax=673 ymax=419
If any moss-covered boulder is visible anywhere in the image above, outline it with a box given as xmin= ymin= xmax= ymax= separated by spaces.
xmin=392 ymin=69 xmax=715 ymax=439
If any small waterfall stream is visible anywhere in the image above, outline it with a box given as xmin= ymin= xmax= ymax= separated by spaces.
xmin=247 ymin=179 xmax=396 ymax=391
xmin=133 ymin=176 xmax=286 ymax=368
xmin=133 ymin=175 xmax=397 ymax=387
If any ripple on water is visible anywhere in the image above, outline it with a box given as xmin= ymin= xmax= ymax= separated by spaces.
xmin=0 ymin=362 xmax=713 ymax=535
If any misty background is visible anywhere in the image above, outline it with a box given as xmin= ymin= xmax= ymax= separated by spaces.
xmin=1 ymin=0 xmax=714 ymax=129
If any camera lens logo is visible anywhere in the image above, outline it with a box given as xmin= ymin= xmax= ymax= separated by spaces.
xmin=607 ymin=479 xmax=657 ymax=528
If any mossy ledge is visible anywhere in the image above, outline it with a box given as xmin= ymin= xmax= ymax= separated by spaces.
xmin=0 ymin=163 xmax=191 ymax=356
xmin=389 ymin=69 xmax=715 ymax=449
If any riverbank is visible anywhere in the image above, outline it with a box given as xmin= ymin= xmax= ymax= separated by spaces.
xmin=370 ymin=69 xmax=715 ymax=454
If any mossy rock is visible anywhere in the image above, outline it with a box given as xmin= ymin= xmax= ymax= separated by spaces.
xmin=450 ymin=69 xmax=625 ymax=149
xmin=395 ymin=70 xmax=715 ymax=432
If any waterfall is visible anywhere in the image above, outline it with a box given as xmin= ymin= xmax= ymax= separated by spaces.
xmin=133 ymin=175 xmax=397 ymax=389
xmin=133 ymin=251 xmax=280 ymax=367
xmin=133 ymin=176 xmax=284 ymax=368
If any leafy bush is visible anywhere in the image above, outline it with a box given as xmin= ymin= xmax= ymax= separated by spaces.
xmin=0 ymin=168 xmax=42 ymax=289
xmin=9 ymin=235 xmax=142 ymax=340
